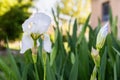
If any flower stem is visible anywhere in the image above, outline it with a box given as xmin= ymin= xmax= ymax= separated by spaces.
xmin=91 ymin=49 xmax=100 ymax=80
xmin=32 ymin=40 xmax=38 ymax=63
xmin=90 ymin=66 xmax=97 ymax=80
xmin=34 ymin=39 xmax=37 ymax=47
xmin=32 ymin=39 xmax=39 ymax=79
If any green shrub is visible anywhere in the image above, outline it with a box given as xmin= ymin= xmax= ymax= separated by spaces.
xmin=0 ymin=0 xmax=31 ymax=41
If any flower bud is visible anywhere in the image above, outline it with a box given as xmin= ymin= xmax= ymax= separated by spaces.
xmin=91 ymin=47 xmax=100 ymax=67
xmin=96 ymin=22 xmax=109 ymax=50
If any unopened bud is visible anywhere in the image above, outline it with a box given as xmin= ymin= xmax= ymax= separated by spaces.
xmin=91 ymin=47 xmax=100 ymax=67
xmin=96 ymin=22 xmax=109 ymax=50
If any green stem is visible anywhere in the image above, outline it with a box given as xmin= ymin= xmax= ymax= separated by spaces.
xmin=90 ymin=49 xmax=100 ymax=80
xmin=32 ymin=40 xmax=37 ymax=63
xmin=33 ymin=39 xmax=39 ymax=80
xmin=97 ymin=49 xmax=100 ymax=80
xmin=34 ymin=39 xmax=37 ymax=47
xmin=90 ymin=66 xmax=97 ymax=80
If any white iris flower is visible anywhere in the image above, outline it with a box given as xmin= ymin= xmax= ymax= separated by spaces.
xmin=20 ymin=12 xmax=52 ymax=53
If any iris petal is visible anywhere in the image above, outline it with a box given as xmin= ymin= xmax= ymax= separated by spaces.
xmin=20 ymin=33 xmax=34 ymax=53
xmin=22 ymin=13 xmax=51 ymax=34
xmin=43 ymin=34 xmax=52 ymax=53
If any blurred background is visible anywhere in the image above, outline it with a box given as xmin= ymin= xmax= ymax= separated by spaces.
xmin=0 ymin=0 xmax=120 ymax=53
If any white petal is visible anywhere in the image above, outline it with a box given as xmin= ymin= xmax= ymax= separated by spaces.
xmin=32 ymin=13 xmax=51 ymax=34
xmin=22 ymin=18 xmax=33 ymax=33
xmin=43 ymin=34 xmax=52 ymax=53
xmin=22 ymin=12 xmax=51 ymax=34
xmin=20 ymin=33 xmax=34 ymax=53
xmin=100 ymin=22 xmax=109 ymax=37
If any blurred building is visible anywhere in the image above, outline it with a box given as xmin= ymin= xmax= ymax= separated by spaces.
xmin=90 ymin=0 xmax=120 ymax=39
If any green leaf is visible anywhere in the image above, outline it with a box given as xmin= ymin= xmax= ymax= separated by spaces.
xmin=24 ymin=49 xmax=33 ymax=63
xmin=113 ymin=47 xmax=120 ymax=56
xmin=69 ymin=54 xmax=78 ymax=80
xmin=109 ymin=8 xmax=118 ymax=38
xmin=106 ymin=34 xmax=116 ymax=65
xmin=67 ymin=19 xmax=77 ymax=53
xmin=70 ymin=52 xmax=75 ymax=64
xmin=50 ymin=41 xmax=58 ymax=66
xmin=46 ymin=54 xmax=56 ymax=80
xmin=88 ymin=25 xmax=94 ymax=51
xmin=21 ymin=64 xmax=29 ymax=80
xmin=72 ymin=19 xmax=77 ymax=47
xmin=116 ymin=55 xmax=120 ymax=79
xmin=38 ymin=38 xmax=43 ymax=62
xmin=109 ymin=7 xmax=113 ymax=26
xmin=52 ymin=8 xmax=59 ymax=27
xmin=6 ymin=39 xmax=21 ymax=80
xmin=0 ymin=59 xmax=15 ymax=80
xmin=78 ymin=37 xmax=91 ymax=80
xmin=111 ymin=35 xmax=120 ymax=54
xmin=50 ymin=28 xmax=59 ymax=66
xmin=77 ymin=14 xmax=91 ymax=45
xmin=100 ymin=47 xmax=107 ymax=80
xmin=0 ymin=71 xmax=6 ymax=80
xmin=112 ymin=16 xmax=118 ymax=38
xmin=113 ymin=61 xmax=117 ymax=80
xmin=67 ymin=31 xmax=73 ymax=52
